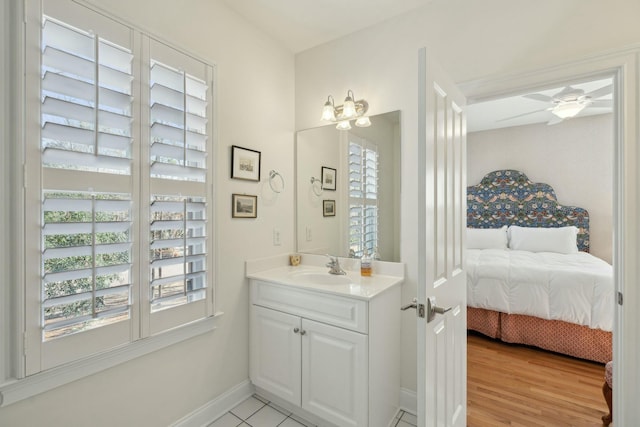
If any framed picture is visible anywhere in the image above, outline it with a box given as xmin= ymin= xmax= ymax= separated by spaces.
xmin=321 ymin=166 xmax=337 ymax=191
xmin=232 ymin=194 xmax=258 ymax=218
xmin=323 ymin=199 xmax=336 ymax=217
xmin=231 ymin=145 xmax=261 ymax=181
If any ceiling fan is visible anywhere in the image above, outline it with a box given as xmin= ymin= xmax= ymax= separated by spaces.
xmin=499 ymin=84 xmax=613 ymax=125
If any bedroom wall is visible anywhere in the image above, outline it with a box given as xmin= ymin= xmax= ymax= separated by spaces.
xmin=295 ymin=0 xmax=640 ymax=398
xmin=468 ymin=114 xmax=614 ymax=263
xmin=0 ymin=0 xmax=295 ymax=426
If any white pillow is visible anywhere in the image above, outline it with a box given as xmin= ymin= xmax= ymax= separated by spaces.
xmin=508 ymin=225 xmax=579 ymax=254
xmin=466 ymin=226 xmax=508 ymax=249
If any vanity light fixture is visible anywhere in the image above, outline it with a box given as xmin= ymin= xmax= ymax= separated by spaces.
xmin=321 ymin=90 xmax=371 ymax=129
xmin=336 ymin=120 xmax=352 ymax=130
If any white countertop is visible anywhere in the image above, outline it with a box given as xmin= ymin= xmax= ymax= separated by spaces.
xmin=246 ymin=255 xmax=404 ymax=301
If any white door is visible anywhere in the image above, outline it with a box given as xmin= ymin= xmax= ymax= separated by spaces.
xmin=416 ymin=47 xmax=467 ymax=427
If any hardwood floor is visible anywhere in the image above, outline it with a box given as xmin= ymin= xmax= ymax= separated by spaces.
xmin=467 ymin=332 xmax=609 ymax=427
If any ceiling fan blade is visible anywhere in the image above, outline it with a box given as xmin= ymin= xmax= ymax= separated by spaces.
xmin=496 ymin=108 xmax=550 ymax=122
xmin=589 ymin=99 xmax=613 ymax=108
xmin=585 ymin=84 xmax=613 ymax=99
xmin=547 ymin=116 xmax=565 ymax=126
xmin=522 ymin=93 xmax=553 ymax=103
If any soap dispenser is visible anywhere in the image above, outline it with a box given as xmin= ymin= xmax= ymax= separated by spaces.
xmin=360 ymin=249 xmax=372 ymax=277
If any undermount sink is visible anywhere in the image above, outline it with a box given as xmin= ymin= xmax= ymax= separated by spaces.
xmin=290 ymin=271 xmax=353 ymax=285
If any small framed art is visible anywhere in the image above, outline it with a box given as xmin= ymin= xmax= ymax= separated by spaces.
xmin=321 ymin=166 xmax=336 ymax=191
xmin=231 ymin=145 xmax=261 ymax=181
xmin=232 ymin=194 xmax=258 ymax=218
xmin=323 ymin=199 xmax=336 ymax=217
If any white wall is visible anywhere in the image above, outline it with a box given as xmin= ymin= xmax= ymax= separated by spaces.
xmin=468 ymin=113 xmax=614 ymax=262
xmin=295 ymin=0 xmax=640 ymax=395
xmin=0 ymin=0 xmax=295 ymax=425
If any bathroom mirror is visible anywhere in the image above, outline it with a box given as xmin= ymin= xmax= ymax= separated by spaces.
xmin=295 ymin=110 xmax=401 ymax=261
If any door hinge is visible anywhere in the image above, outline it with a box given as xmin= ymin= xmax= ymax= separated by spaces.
xmin=23 ymin=331 xmax=28 ymax=356
xmin=618 ymin=291 xmax=623 ymax=305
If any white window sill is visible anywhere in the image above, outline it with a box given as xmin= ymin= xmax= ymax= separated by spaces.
xmin=0 ymin=313 xmax=221 ymax=407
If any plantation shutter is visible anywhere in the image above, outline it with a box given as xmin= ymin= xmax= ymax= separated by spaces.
xmin=150 ymin=61 xmax=209 ymax=182
xmin=25 ymin=1 xmax=215 ymax=374
xmin=35 ymin=12 xmax=136 ymax=370
xmin=149 ymin=196 xmax=207 ymax=311
xmin=348 ymin=135 xmax=379 ymax=258
xmin=42 ymin=193 xmax=132 ymax=340
xmin=145 ymin=39 xmax=213 ymax=334
xmin=41 ymin=18 xmax=133 ymax=174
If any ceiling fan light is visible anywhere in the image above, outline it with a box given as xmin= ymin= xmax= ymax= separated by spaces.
xmin=551 ymin=102 xmax=586 ymax=119
xmin=355 ymin=116 xmax=371 ymax=127
xmin=336 ymin=120 xmax=352 ymax=130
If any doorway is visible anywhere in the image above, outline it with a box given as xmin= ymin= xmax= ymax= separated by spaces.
xmin=464 ymin=72 xmax=617 ymax=425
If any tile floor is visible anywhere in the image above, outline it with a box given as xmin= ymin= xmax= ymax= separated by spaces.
xmin=208 ymin=394 xmax=418 ymax=427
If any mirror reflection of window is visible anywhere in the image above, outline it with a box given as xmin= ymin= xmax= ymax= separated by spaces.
xmin=295 ymin=110 xmax=400 ymax=261
xmin=349 ymin=134 xmax=379 ymax=258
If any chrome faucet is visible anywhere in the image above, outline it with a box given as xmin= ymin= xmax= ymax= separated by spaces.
xmin=326 ymin=255 xmax=347 ymax=275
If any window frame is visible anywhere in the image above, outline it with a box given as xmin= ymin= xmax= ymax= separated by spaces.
xmin=0 ymin=0 xmax=220 ymax=404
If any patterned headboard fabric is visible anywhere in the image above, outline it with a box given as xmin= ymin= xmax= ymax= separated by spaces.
xmin=467 ymin=170 xmax=590 ymax=252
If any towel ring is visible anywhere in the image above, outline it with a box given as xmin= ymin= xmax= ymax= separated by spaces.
xmin=310 ymin=177 xmax=323 ymax=196
xmin=269 ymin=170 xmax=284 ymax=193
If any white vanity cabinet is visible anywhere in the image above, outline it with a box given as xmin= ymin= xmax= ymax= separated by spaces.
xmin=249 ymin=278 xmax=401 ymax=427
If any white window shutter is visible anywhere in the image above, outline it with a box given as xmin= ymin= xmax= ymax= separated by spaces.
xmin=348 ymin=136 xmax=379 ymax=258
xmin=149 ymin=196 xmax=207 ymax=312
xmin=41 ymin=18 xmax=133 ymax=174
xmin=42 ymin=192 xmax=132 ymax=340
xmin=40 ymin=17 xmax=134 ymax=344
xmin=145 ymin=38 xmax=214 ymax=335
xmin=150 ymin=61 xmax=208 ymax=182
xmin=25 ymin=7 xmax=215 ymax=373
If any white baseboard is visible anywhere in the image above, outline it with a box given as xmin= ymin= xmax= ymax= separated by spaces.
xmin=170 ymin=379 xmax=255 ymax=427
xmin=170 ymin=382 xmax=415 ymax=427
xmin=399 ymin=387 xmax=417 ymax=415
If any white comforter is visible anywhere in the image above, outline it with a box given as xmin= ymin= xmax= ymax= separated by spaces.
xmin=466 ymin=249 xmax=614 ymax=331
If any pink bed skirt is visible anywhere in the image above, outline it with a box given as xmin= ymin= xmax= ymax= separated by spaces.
xmin=467 ymin=307 xmax=612 ymax=363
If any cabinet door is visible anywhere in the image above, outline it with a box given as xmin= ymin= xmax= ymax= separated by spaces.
xmin=250 ymin=305 xmax=302 ymax=405
xmin=301 ymin=319 xmax=368 ymax=427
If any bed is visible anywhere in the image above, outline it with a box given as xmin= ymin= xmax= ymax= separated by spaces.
xmin=466 ymin=169 xmax=613 ymax=363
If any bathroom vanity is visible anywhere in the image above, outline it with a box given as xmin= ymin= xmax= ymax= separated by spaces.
xmin=246 ymin=257 xmax=403 ymax=427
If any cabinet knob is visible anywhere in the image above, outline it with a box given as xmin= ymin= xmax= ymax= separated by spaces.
xmin=293 ymin=327 xmax=300 ymax=334
xmin=300 ymin=330 xmax=306 ymax=336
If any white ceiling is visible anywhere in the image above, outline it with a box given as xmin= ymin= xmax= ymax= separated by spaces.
xmin=467 ymin=77 xmax=614 ymax=133
xmin=222 ymin=0 xmax=433 ymax=53
xmin=221 ymin=2 xmax=613 ymax=132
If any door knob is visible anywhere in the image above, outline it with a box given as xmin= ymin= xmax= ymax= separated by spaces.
xmin=427 ymin=296 xmax=452 ymax=323
xmin=293 ymin=327 xmax=300 ymax=334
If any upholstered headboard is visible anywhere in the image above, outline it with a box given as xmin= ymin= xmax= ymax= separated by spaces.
xmin=467 ymin=170 xmax=590 ymax=252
